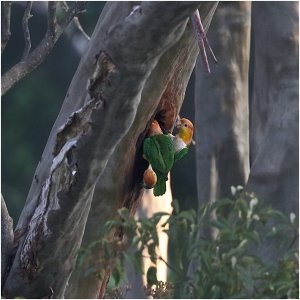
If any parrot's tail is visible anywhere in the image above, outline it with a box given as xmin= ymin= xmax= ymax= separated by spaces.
xmin=154 ymin=172 xmax=167 ymax=196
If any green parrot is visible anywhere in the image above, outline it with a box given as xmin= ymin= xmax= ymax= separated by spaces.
xmin=142 ymin=118 xmax=194 ymax=196
xmin=143 ymin=120 xmax=175 ymax=196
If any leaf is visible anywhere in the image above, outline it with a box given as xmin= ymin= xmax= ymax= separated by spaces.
xmin=172 ymin=199 xmax=180 ymax=214
xmin=147 ymin=266 xmax=157 ymax=286
xmin=152 ymin=211 xmax=170 ymax=222
xmin=112 ymin=266 xmax=121 ymax=286
xmin=148 ymin=242 xmax=157 ymax=263
xmin=178 ymin=209 xmax=197 ymax=223
xmin=117 ymin=207 xmax=130 ymax=220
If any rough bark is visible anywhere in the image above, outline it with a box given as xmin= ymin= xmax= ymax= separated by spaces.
xmin=1 ymin=195 xmax=14 ymax=285
xmin=2 ymin=2 xmax=217 ymax=299
xmin=194 ymin=2 xmax=251 ymax=221
xmin=65 ymin=3 xmax=218 ymax=298
xmin=246 ymin=2 xmax=299 ymax=259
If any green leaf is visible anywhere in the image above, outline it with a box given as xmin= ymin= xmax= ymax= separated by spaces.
xmin=112 ymin=266 xmax=121 ymax=286
xmin=117 ymin=207 xmax=130 ymax=220
xmin=147 ymin=266 xmax=158 ymax=286
xmin=148 ymin=242 xmax=157 ymax=263
xmin=178 ymin=209 xmax=197 ymax=223
xmin=172 ymin=199 xmax=180 ymax=214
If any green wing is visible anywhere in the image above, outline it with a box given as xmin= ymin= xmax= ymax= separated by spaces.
xmin=143 ymin=134 xmax=175 ymax=173
xmin=174 ymin=147 xmax=189 ymax=163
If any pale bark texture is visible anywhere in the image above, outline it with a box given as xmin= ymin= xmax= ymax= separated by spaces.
xmin=1 ymin=195 xmax=14 ymax=284
xmin=65 ymin=3 xmax=218 ymax=298
xmin=2 ymin=2 xmax=218 ymax=299
xmin=194 ymin=2 xmax=251 ymax=217
xmin=246 ymin=2 xmax=299 ymax=259
xmin=247 ymin=1 xmax=299 ymax=215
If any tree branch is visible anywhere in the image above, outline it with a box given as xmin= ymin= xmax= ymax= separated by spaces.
xmin=47 ymin=1 xmax=57 ymax=39
xmin=73 ymin=16 xmax=90 ymax=41
xmin=1 ymin=1 xmax=86 ymax=96
xmin=22 ymin=1 xmax=33 ymax=60
xmin=61 ymin=1 xmax=90 ymax=41
xmin=190 ymin=9 xmax=218 ymax=73
xmin=1 ymin=1 xmax=12 ymax=53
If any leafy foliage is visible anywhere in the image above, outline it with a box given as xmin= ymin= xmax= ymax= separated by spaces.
xmin=77 ymin=188 xmax=298 ymax=298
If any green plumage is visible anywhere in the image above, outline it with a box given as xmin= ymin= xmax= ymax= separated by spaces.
xmin=143 ymin=135 xmax=175 ymax=173
xmin=143 ymin=134 xmax=190 ymax=196
xmin=174 ymin=147 xmax=189 ymax=163
xmin=143 ymin=134 xmax=175 ymax=196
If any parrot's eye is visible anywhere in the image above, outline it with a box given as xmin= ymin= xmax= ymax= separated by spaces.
xmin=184 ymin=124 xmax=188 ymax=127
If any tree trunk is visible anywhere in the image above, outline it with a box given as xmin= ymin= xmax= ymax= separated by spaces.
xmin=246 ymin=1 xmax=299 ymax=260
xmin=65 ymin=3 xmax=218 ymax=298
xmin=194 ymin=1 xmax=251 ymax=234
xmin=247 ymin=1 xmax=299 ymax=215
xmin=1 ymin=195 xmax=14 ymax=285
xmin=2 ymin=2 xmax=218 ymax=299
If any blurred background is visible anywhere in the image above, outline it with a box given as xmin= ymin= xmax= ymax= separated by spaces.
xmin=2 ymin=2 xmax=197 ymax=225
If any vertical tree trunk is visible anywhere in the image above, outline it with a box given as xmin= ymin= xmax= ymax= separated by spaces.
xmin=246 ymin=1 xmax=299 ymax=260
xmin=194 ymin=1 xmax=251 ymax=225
xmin=65 ymin=4 xmax=219 ymax=298
xmin=1 ymin=195 xmax=14 ymax=284
xmin=247 ymin=1 xmax=299 ymax=215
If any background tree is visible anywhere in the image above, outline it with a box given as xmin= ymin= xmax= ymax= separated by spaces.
xmin=192 ymin=0 xmax=298 ymax=272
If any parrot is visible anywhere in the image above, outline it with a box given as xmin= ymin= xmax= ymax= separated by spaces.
xmin=170 ymin=117 xmax=194 ymax=163
xmin=142 ymin=118 xmax=194 ymax=197
xmin=142 ymin=120 xmax=175 ymax=196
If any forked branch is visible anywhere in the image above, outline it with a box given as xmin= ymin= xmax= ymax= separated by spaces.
xmin=1 ymin=1 xmax=86 ymax=96
xmin=61 ymin=1 xmax=90 ymax=41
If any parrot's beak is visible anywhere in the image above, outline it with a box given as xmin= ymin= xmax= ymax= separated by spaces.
xmin=175 ymin=122 xmax=182 ymax=129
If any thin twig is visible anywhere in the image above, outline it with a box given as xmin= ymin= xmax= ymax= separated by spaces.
xmin=22 ymin=1 xmax=33 ymax=60
xmin=158 ymin=256 xmax=182 ymax=277
xmin=2 ymin=2 xmax=86 ymax=96
xmin=1 ymin=1 xmax=12 ymax=54
xmin=61 ymin=1 xmax=90 ymax=40
xmin=190 ymin=9 xmax=217 ymax=73
xmin=73 ymin=16 xmax=90 ymax=41
xmin=47 ymin=1 xmax=57 ymax=39
xmin=57 ymin=2 xmax=86 ymax=30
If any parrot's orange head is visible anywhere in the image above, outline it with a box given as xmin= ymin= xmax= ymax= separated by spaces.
xmin=148 ymin=119 xmax=163 ymax=136
xmin=177 ymin=118 xmax=194 ymax=146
